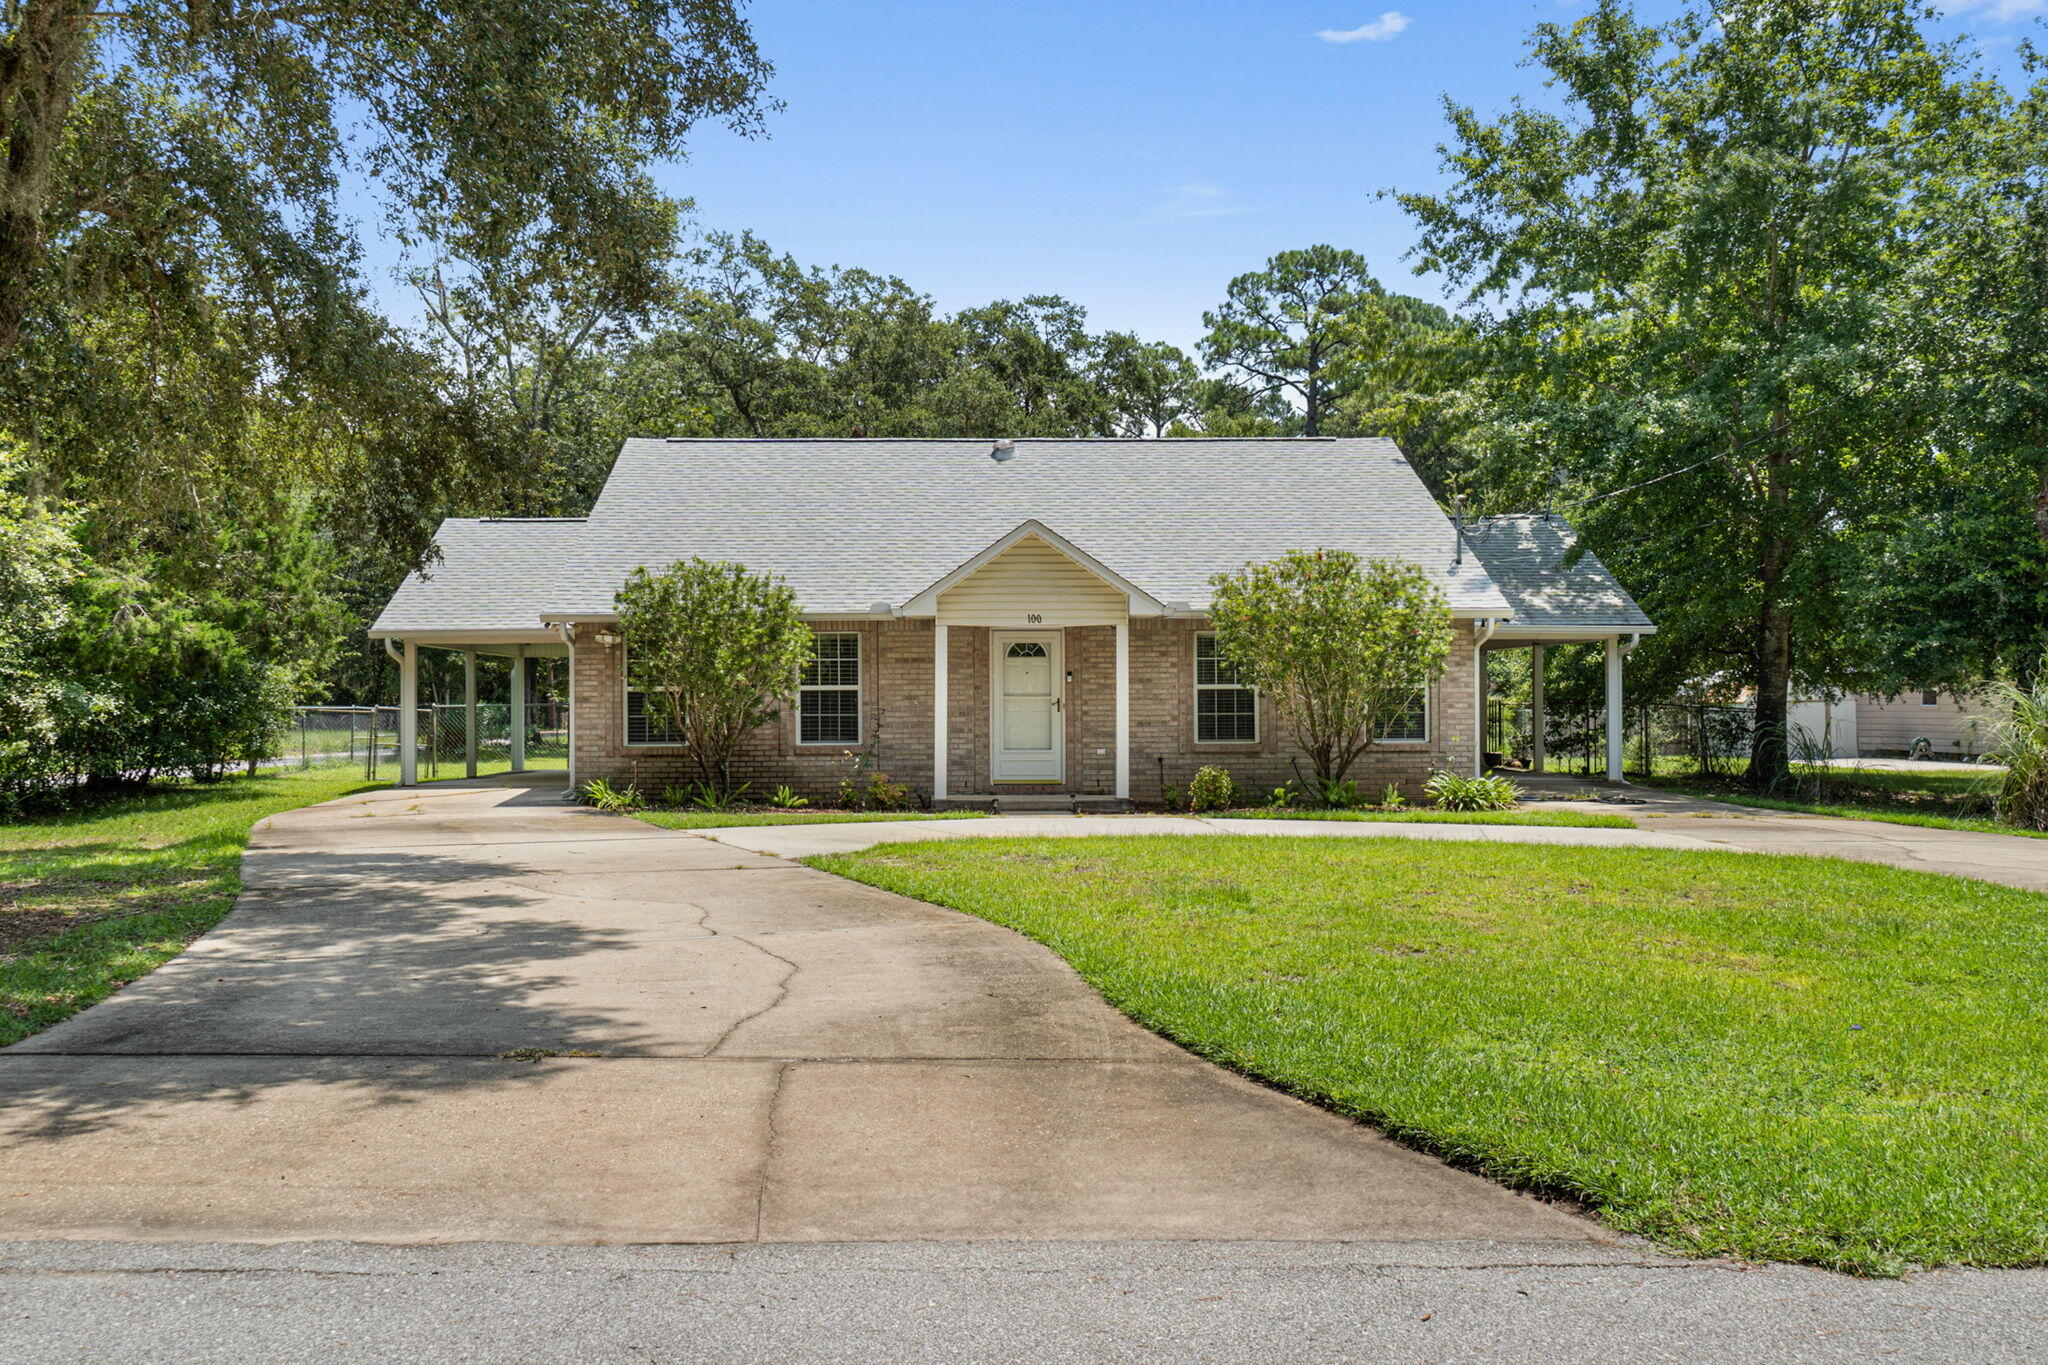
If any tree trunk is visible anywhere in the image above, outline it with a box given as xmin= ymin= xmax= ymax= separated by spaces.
xmin=0 ymin=0 xmax=94 ymax=358
xmin=1751 ymin=597 xmax=1793 ymax=791
xmin=1749 ymin=428 xmax=1794 ymax=792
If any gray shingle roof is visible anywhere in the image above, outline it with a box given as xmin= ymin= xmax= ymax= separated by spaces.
xmin=370 ymin=518 xmax=588 ymax=635
xmin=566 ymin=437 xmax=1510 ymax=616
xmin=372 ymin=438 xmax=1557 ymax=634
xmin=1462 ymin=514 xmax=1654 ymax=631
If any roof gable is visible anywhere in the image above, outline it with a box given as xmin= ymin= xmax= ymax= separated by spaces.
xmin=903 ymin=521 xmax=1166 ymax=618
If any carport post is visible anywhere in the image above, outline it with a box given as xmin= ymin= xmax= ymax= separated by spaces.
xmin=398 ymin=640 xmax=418 ymax=787
xmin=1605 ymin=635 xmax=1624 ymax=781
xmin=509 ymin=647 xmax=527 ymax=773
xmin=463 ymin=650 xmax=478 ymax=779
xmin=1530 ymin=644 xmax=1546 ymax=774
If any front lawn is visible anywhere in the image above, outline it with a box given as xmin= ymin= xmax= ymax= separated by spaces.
xmin=636 ymin=808 xmax=987 ymax=831
xmin=1209 ymin=808 xmax=1634 ymax=829
xmin=814 ymin=835 xmax=2048 ymax=1274
xmin=1 ymin=768 xmax=385 ymax=1046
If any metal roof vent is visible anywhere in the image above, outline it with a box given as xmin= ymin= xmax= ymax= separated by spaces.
xmin=990 ymin=439 xmax=1016 ymax=463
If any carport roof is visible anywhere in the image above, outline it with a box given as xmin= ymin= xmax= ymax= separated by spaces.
xmin=1463 ymin=514 xmax=1654 ymax=633
xmin=369 ymin=518 xmax=588 ymax=637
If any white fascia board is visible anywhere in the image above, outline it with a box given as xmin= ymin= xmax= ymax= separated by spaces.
xmin=895 ymin=519 xmax=1168 ymax=617
xmin=366 ymin=627 xmax=570 ymax=644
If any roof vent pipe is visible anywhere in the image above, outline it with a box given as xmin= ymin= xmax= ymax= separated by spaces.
xmin=990 ymin=439 xmax=1016 ymax=463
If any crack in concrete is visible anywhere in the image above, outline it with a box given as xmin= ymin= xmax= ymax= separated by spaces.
xmin=703 ymin=937 xmax=802 ymax=1059
xmin=753 ymin=1062 xmax=793 ymax=1243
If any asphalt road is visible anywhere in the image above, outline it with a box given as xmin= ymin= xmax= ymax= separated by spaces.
xmin=5 ymin=1239 xmax=2045 ymax=1364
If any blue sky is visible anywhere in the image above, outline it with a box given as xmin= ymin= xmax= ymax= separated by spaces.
xmin=376 ymin=0 xmax=2046 ymax=354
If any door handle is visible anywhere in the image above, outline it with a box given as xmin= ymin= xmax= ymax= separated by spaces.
xmin=1053 ymin=699 xmax=1063 ymax=712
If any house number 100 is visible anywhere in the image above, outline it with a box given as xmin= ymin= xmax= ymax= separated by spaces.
xmin=1025 ymin=613 xmax=1043 ymax=623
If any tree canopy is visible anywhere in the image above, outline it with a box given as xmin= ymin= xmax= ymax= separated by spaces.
xmin=1400 ymin=0 xmax=1993 ymax=786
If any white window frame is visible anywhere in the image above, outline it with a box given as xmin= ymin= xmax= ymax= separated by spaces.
xmin=797 ymin=631 xmax=862 ymax=747
xmin=620 ymin=646 xmax=687 ymax=748
xmin=1194 ymin=632 xmax=1259 ymax=745
xmin=1378 ymin=685 xmax=1430 ymax=745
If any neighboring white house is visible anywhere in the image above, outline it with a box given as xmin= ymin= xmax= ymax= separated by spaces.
xmin=1790 ymin=689 xmax=1998 ymax=761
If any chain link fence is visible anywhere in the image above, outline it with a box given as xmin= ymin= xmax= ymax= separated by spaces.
xmin=1487 ymin=700 xmax=1757 ymax=777
xmin=287 ymin=704 xmax=569 ymax=780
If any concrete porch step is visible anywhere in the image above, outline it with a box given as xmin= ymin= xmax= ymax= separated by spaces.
xmin=933 ymin=794 xmax=1136 ymax=815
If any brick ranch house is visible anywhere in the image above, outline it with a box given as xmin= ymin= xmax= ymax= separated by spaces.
xmin=369 ymin=437 xmax=1655 ymax=808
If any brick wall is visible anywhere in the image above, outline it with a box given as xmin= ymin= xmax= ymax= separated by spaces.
xmin=573 ymin=620 xmax=934 ymax=802
xmin=573 ymin=616 xmax=1479 ymax=806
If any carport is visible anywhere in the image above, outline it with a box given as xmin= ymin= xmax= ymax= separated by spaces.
xmin=1463 ymin=514 xmax=1657 ymax=781
xmin=365 ymin=517 xmax=586 ymax=786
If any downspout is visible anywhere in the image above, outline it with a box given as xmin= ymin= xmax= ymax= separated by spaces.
xmin=1472 ymin=617 xmax=1503 ymax=776
xmin=557 ymin=623 xmax=577 ymax=788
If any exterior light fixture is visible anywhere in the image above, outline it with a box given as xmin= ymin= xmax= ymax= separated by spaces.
xmin=594 ymin=631 xmax=620 ymax=648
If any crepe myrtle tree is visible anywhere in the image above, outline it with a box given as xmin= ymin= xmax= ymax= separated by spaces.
xmin=615 ymin=559 xmax=814 ymax=797
xmin=1208 ymin=550 xmax=1454 ymax=783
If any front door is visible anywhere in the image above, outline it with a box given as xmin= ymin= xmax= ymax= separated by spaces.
xmin=992 ymin=632 xmax=1063 ymax=784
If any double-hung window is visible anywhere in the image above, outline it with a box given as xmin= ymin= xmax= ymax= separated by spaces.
xmin=1194 ymin=633 xmax=1257 ymax=744
xmin=1379 ymin=687 xmax=1429 ymax=744
xmin=799 ymin=633 xmax=861 ymax=745
xmin=623 ymin=650 xmax=687 ymax=746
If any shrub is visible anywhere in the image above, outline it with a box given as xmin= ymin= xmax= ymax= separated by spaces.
xmin=1314 ymin=777 xmax=1365 ymax=809
xmin=839 ymin=770 xmax=912 ymax=811
xmin=1160 ymin=783 xmax=1183 ymax=812
xmin=575 ymin=778 xmax=644 ymax=812
xmin=1188 ymin=765 xmax=1237 ymax=812
xmin=1987 ymin=667 xmax=2048 ymax=831
xmin=1207 ymin=549 xmax=1453 ymax=782
xmin=615 ymin=558 xmax=812 ymax=800
xmin=1264 ymin=781 xmax=1299 ymax=808
xmin=1424 ymin=769 xmax=1522 ymax=812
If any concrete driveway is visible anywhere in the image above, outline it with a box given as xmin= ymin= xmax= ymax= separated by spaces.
xmin=0 ymin=774 xmax=1605 ymax=1249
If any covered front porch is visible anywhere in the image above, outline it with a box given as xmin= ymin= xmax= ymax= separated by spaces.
xmin=911 ymin=522 xmax=1153 ymax=805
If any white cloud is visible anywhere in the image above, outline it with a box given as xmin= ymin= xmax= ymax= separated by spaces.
xmin=1944 ymin=0 xmax=2044 ymax=19
xmin=1316 ymin=12 xmax=1411 ymax=43
xmin=1151 ymin=184 xmax=1255 ymax=222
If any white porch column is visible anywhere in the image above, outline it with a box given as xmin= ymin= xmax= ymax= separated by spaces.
xmin=1530 ymin=643 xmax=1546 ymax=774
xmin=509 ymin=647 xmax=527 ymax=773
xmin=463 ymin=650 xmax=479 ymax=779
xmin=933 ymin=623 xmax=949 ymax=802
xmin=1474 ymin=639 xmax=1488 ymax=776
xmin=1605 ymin=635 xmax=1625 ymax=782
xmin=398 ymin=639 xmax=419 ymax=787
xmin=564 ymin=633 xmax=577 ymax=788
xmin=1113 ymin=620 xmax=1129 ymax=801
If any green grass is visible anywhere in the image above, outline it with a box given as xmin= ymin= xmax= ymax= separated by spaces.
xmin=636 ymin=808 xmax=987 ymax=831
xmin=1 ymin=768 xmax=386 ymax=1046
xmin=813 ymin=835 xmax=2048 ymax=1274
xmin=1209 ymin=807 xmax=1635 ymax=829
xmin=1639 ymin=766 xmax=2042 ymax=839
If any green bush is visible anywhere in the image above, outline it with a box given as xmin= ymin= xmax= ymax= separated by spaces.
xmin=1425 ymin=769 xmax=1522 ymax=812
xmin=1188 ymin=765 xmax=1237 ymax=812
xmin=575 ymin=778 xmax=644 ymax=812
xmin=1988 ymin=667 xmax=2048 ymax=831
xmin=839 ymin=770 xmax=913 ymax=811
